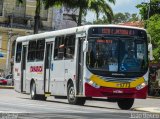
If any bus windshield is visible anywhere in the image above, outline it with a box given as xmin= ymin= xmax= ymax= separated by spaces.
xmin=86 ymin=27 xmax=148 ymax=77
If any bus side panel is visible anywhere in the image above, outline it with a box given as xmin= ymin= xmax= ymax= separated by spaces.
xmin=25 ymin=62 xmax=44 ymax=94
xmin=64 ymin=59 xmax=76 ymax=95
xmin=14 ymin=63 xmax=22 ymax=92
xmin=50 ymin=60 xmax=65 ymax=95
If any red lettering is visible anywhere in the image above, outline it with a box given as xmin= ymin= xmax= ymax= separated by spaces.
xmin=102 ymin=28 xmax=110 ymax=34
xmin=30 ymin=66 xmax=43 ymax=72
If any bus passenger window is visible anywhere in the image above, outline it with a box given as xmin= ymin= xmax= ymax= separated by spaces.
xmin=28 ymin=41 xmax=36 ymax=61
xmin=64 ymin=34 xmax=75 ymax=59
xmin=58 ymin=44 xmax=64 ymax=59
xmin=54 ymin=36 xmax=65 ymax=60
xmin=36 ymin=39 xmax=45 ymax=61
xmin=15 ymin=42 xmax=22 ymax=63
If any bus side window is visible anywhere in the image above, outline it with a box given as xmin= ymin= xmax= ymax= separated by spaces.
xmin=54 ymin=36 xmax=65 ymax=60
xmin=36 ymin=39 xmax=45 ymax=61
xmin=15 ymin=42 xmax=22 ymax=63
xmin=65 ymin=34 xmax=75 ymax=59
xmin=28 ymin=41 xmax=36 ymax=62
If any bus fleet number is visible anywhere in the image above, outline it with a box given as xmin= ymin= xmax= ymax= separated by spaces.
xmin=118 ymin=82 xmax=130 ymax=88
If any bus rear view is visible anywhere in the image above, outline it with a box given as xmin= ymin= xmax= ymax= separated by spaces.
xmin=85 ymin=26 xmax=148 ymax=109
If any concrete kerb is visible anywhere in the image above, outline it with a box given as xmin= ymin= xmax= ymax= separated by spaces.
xmin=0 ymin=85 xmax=14 ymax=89
xmin=147 ymin=96 xmax=160 ymax=99
xmin=133 ymin=107 xmax=160 ymax=114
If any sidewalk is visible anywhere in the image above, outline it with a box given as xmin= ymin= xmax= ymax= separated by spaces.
xmin=0 ymin=85 xmax=14 ymax=89
xmin=133 ymin=107 xmax=160 ymax=114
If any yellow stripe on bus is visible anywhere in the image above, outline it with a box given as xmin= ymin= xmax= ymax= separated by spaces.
xmin=90 ymin=75 xmax=145 ymax=88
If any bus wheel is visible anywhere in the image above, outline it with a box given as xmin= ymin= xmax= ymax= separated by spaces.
xmin=30 ymin=82 xmax=47 ymax=100
xmin=117 ymin=98 xmax=134 ymax=110
xmin=67 ymin=83 xmax=86 ymax=105
xmin=31 ymin=82 xmax=38 ymax=100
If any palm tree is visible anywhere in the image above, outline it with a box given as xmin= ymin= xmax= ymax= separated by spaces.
xmin=18 ymin=0 xmax=73 ymax=34
xmin=46 ymin=0 xmax=116 ymax=26
xmin=18 ymin=0 xmax=115 ymax=32
xmin=17 ymin=0 xmax=43 ymax=34
xmin=89 ymin=0 xmax=115 ymax=23
xmin=64 ymin=0 xmax=116 ymax=26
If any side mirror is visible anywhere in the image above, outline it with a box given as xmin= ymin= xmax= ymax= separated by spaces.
xmin=148 ymin=43 xmax=154 ymax=61
xmin=83 ymin=40 xmax=88 ymax=52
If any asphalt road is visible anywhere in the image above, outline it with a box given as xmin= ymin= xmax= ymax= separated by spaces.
xmin=0 ymin=89 xmax=160 ymax=119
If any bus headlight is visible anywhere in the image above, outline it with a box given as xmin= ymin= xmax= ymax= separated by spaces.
xmin=136 ymin=82 xmax=147 ymax=90
xmin=85 ymin=77 xmax=100 ymax=88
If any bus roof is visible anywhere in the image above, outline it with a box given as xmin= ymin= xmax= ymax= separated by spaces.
xmin=16 ymin=25 xmax=146 ymax=42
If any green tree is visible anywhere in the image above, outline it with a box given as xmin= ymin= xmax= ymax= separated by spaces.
xmin=113 ymin=12 xmax=127 ymax=24
xmin=18 ymin=0 xmax=74 ymax=34
xmin=147 ymin=14 xmax=160 ymax=60
xmin=93 ymin=12 xmax=138 ymax=24
xmin=112 ymin=12 xmax=138 ymax=24
xmin=67 ymin=0 xmax=115 ymax=26
xmin=129 ymin=13 xmax=138 ymax=22
xmin=137 ymin=0 xmax=160 ymax=20
xmin=93 ymin=15 xmax=109 ymax=24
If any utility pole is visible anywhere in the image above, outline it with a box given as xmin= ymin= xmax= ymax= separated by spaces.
xmin=148 ymin=0 xmax=151 ymax=19
xmin=6 ymin=29 xmax=12 ymax=75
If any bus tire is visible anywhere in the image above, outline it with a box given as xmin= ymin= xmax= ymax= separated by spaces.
xmin=39 ymin=95 xmax=47 ymax=101
xmin=30 ymin=81 xmax=38 ymax=100
xmin=67 ymin=83 xmax=86 ymax=105
xmin=30 ymin=81 xmax=47 ymax=100
xmin=117 ymin=98 xmax=134 ymax=110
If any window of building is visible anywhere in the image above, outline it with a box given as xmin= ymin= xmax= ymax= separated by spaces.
xmin=28 ymin=41 xmax=36 ymax=61
xmin=40 ymin=3 xmax=48 ymax=21
xmin=16 ymin=0 xmax=25 ymax=8
xmin=36 ymin=39 xmax=45 ymax=61
xmin=16 ymin=42 xmax=22 ymax=63
xmin=0 ymin=0 xmax=3 ymax=16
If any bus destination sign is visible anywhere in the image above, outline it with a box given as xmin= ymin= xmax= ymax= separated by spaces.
xmin=102 ymin=28 xmax=135 ymax=36
xmin=89 ymin=27 xmax=140 ymax=36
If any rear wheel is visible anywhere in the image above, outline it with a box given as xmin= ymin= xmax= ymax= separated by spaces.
xmin=67 ymin=83 xmax=86 ymax=105
xmin=30 ymin=81 xmax=46 ymax=100
xmin=117 ymin=98 xmax=134 ymax=110
xmin=31 ymin=81 xmax=38 ymax=100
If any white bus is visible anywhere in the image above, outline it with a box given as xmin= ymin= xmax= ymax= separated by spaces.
xmin=14 ymin=25 xmax=149 ymax=109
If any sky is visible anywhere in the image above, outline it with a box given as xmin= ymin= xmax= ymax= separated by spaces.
xmin=86 ymin=0 xmax=148 ymax=22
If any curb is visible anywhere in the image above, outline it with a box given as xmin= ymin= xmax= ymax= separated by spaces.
xmin=133 ymin=107 xmax=160 ymax=114
xmin=148 ymin=96 xmax=160 ymax=99
xmin=0 ymin=86 xmax=14 ymax=89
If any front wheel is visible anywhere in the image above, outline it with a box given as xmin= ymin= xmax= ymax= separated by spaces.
xmin=67 ymin=83 xmax=86 ymax=105
xmin=117 ymin=98 xmax=134 ymax=110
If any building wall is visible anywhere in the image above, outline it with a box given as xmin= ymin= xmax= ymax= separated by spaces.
xmin=0 ymin=27 xmax=28 ymax=74
xmin=0 ymin=0 xmax=78 ymax=75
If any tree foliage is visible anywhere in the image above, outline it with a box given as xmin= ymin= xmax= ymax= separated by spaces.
xmin=136 ymin=0 xmax=160 ymax=20
xmin=147 ymin=14 xmax=160 ymax=60
xmin=63 ymin=0 xmax=115 ymax=26
xmin=93 ymin=12 xmax=138 ymax=24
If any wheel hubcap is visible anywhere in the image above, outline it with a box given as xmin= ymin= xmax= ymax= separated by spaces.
xmin=69 ymin=87 xmax=75 ymax=100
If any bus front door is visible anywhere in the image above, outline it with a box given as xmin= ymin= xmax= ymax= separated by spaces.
xmin=21 ymin=45 xmax=27 ymax=92
xmin=44 ymin=42 xmax=53 ymax=93
xmin=76 ymin=37 xmax=85 ymax=95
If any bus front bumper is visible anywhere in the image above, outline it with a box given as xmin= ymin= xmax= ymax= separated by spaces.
xmin=85 ymin=83 xmax=148 ymax=99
